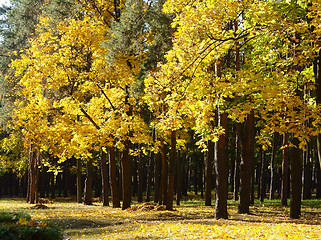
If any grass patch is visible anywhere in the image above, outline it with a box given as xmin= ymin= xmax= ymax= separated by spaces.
xmin=0 ymin=197 xmax=320 ymax=239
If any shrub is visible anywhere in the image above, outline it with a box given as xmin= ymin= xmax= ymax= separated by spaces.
xmin=0 ymin=212 xmax=63 ymax=240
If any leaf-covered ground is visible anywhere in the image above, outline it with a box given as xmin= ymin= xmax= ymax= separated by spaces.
xmin=1 ymin=197 xmax=321 ymax=239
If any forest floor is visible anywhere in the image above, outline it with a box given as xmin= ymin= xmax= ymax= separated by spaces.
xmin=1 ymin=196 xmax=321 ymax=239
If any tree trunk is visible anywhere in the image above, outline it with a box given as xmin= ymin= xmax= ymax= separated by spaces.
xmin=159 ymin=140 xmax=167 ymax=205
xmin=84 ymin=159 xmax=93 ymax=205
xmin=215 ymin=111 xmax=228 ymax=219
xmin=302 ymin=144 xmax=312 ymax=200
xmin=121 ymin=140 xmax=131 ymax=209
xmin=281 ymin=133 xmax=289 ymax=206
xmin=146 ymin=151 xmax=154 ymax=202
xmin=109 ymin=147 xmax=120 ymax=207
xmin=234 ymin=132 xmax=240 ymax=201
xmin=154 ymin=152 xmax=161 ymax=203
xmin=205 ymin=141 xmax=214 ymax=206
xmin=314 ymin=50 xmax=321 ymax=169
xmin=316 ymin=159 xmax=321 ymax=199
xmin=77 ymin=158 xmax=82 ymax=203
xmin=101 ymin=148 xmax=109 ymax=206
xmin=238 ymin=110 xmax=255 ymax=214
xmin=166 ymin=130 xmax=176 ymax=211
xmin=290 ymin=137 xmax=303 ymax=219
xmin=138 ymin=152 xmax=144 ymax=203
xmin=176 ymin=152 xmax=182 ymax=206
xmin=28 ymin=144 xmax=38 ymax=204
xmin=269 ymin=133 xmax=277 ymax=200
xmin=260 ymin=148 xmax=266 ymax=203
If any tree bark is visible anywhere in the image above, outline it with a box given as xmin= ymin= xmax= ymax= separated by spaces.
xmin=154 ymin=152 xmax=161 ymax=203
xmin=269 ymin=133 xmax=277 ymax=200
xmin=234 ymin=132 xmax=240 ymax=201
xmin=215 ymin=111 xmax=228 ymax=219
xmin=27 ymin=144 xmax=38 ymax=204
xmin=146 ymin=150 xmax=154 ymax=202
xmin=290 ymin=137 xmax=303 ymax=219
xmin=259 ymin=148 xmax=266 ymax=203
xmin=77 ymin=158 xmax=82 ymax=203
xmin=281 ymin=133 xmax=289 ymax=206
xmin=166 ymin=130 xmax=176 ymax=210
xmin=101 ymin=148 xmax=109 ymax=206
xmin=107 ymin=147 xmax=120 ymax=207
xmin=176 ymin=152 xmax=182 ymax=206
xmin=205 ymin=140 xmax=214 ymax=206
xmin=137 ymin=152 xmax=144 ymax=203
xmin=238 ymin=110 xmax=255 ymax=214
xmin=121 ymin=140 xmax=131 ymax=209
xmin=84 ymin=159 xmax=93 ymax=205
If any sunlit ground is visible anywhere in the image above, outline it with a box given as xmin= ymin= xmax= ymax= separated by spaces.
xmin=1 ymin=197 xmax=321 ymax=239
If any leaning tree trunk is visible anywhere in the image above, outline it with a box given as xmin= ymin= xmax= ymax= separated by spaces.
xmin=238 ymin=110 xmax=255 ymax=214
xmin=290 ymin=137 xmax=303 ymax=219
xmin=84 ymin=159 xmax=93 ymax=205
xmin=205 ymin=140 xmax=214 ymax=206
xmin=166 ymin=130 xmax=177 ymax=211
xmin=215 ymin=111 xmax=228 ymax=219
xmin=101 ymin=148 xmax=109 ymax=206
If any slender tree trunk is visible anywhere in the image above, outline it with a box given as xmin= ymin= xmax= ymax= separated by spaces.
xmin=314 ymin=51 xmax=321 ymax=169
xmin=302 ymin=144 xmax=312 ymax=200
xmin=166 ymin=130 xmax=176 ymax=210
xmin=138 ymin=152 xmax=144 ymax=203
xmin=77 ymin=158 xmax=82 ymax=203
xmin=176 ymin=152 xmax=182 ymax=206
xmin=269 ymin=133 xmax=277 ymax=200
xmin=146 ymin=151 xmax=154 ymax=202
xmin=159 ymin=140 xmax=168 ymax=205
xmin=290 ymin=137 xmax=303 ymax=219
xmin=84 ymin=159 xmax=93 ymax=205
xmin=316 ymin=159 xmax=321 ymax=199
xmin=205 ymin=141 xmax=214 ymax=206
xmin=101 ymin=148 xmax=109 ymax=206
xmin=260 ymin=149 xmax=266 ymax=203
xmin=215 ymin=111 xmax=228 ymax=219
xmin=154 ymin=152 xmax=161 ymax=203
xmin=109 ymin=147 xmax=120 ymax=208
xmin=234 ymin=133 xmax=240 ymax=201
xmin=238 ymin=110 xmax=255 ymax=214
xmin=281 ymin=133 xmax=289 ymax=206
xmin=121 ymin=140 xmax=131 ymax=210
